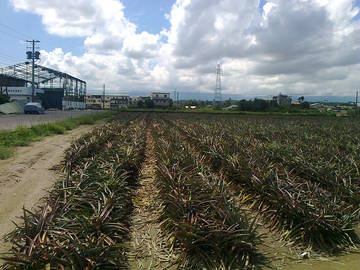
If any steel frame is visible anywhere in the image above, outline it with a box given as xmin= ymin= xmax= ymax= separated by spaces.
xmin=0 ymin=62 xmax=86 ymax=100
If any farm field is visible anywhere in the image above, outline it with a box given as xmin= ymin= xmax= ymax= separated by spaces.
xmin=0 ymin=112 xmax=359 ymax=269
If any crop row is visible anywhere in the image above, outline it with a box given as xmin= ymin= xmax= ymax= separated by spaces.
xmin=1 ymin=118 xmax=146 ymax=269
xmin=152 ymin=120 xmax=263 ymax=269
xmin=219 ymin=118 xmax=360 ymax=203
xmin=166 ymin=117 xmax=360 ymax=252
xmin=174 ymin=116 xmax=360 ymax=198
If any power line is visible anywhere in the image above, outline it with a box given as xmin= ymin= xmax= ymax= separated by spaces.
xmin=0 ymin=22 xmax=51 ymax=51
xmin=0 ymin=21 xmax=33 ymax=40
xmin=0 ymin=60 xmax=13 ymax=67
xmin=0 ymin=57 xmax=16 ymax=65
xmin=0 ymin=29 xmax=25 ymax=41
xmin=0 ymin=52 xmax=24 ymax=62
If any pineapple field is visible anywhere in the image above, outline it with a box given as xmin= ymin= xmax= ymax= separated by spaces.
xmin=1 ymin=112 xmax=360 ymax=269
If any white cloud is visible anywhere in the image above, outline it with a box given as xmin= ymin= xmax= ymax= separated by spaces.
xmin=10 ymin=0 xmax=360 ymax=97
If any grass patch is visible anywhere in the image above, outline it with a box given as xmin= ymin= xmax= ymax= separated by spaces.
xmin=47 ymin=123 xmax=66 ymax=134
xmin=31 ymin=124 xmax=52 ymax=136
xmin=0 ymin=146 xmax=13 ymax=159
xmin=78 ymin=117 xmax=96 ymax=125
xmin=62 ymin=119 xmax=78 ymax=130
xmin=0 ymin=111 xmax=114 ymax=160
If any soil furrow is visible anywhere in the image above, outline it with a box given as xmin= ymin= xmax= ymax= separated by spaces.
xmin=128 ymin=127 xmax=178 ymax=269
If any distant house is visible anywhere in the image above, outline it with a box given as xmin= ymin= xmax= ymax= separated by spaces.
xmin=310 ymin=103 xmax=323 ymax=109
xmin=273 ymin=93 xmax=292 ymax=106
xmin=336 ymin=110 xmax=348 ymax=117
xmin=86 ymin=95 xmax=129 ymax=109
xmin=86 ymin=95 xmax=109 ymax=109
xmin=110 ymin=96 xmax=130 ymax=109
xmin=131 ymin=96 xmax=150 ymax=105
xmin=151 ymin=92 xmax=172 ymax=107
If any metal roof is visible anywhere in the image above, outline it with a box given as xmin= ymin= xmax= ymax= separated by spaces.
xmin=0 ymin=62 xmax=86 ymax=85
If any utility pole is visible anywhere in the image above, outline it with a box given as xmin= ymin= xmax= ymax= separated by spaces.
xmin=356 ymin=91 xmax=359 ymax=115
xmin=103 ymin=84 xmax=106 ymax=110
xmin=173 ymin=88 xmax=177 ymax=107
xmin=26 ymin=40 xmax=40 ymax=102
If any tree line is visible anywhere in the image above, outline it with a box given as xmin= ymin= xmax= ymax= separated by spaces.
xmin=236 ymin=98 xmax=310 ymax=112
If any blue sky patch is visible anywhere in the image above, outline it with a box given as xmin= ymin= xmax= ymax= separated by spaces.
xmin=0 ymin=0 xmax=174 ymax=65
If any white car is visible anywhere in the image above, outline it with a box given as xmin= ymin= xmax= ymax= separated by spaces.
xmin=24 ymin=102 xmax=45 ymax=114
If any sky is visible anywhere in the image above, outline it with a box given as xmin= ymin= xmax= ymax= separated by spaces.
xmin=0 ymin=0 xmax=360 ymax=99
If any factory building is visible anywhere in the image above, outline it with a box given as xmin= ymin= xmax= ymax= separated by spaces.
xmin=0 ymin=62 xmax=86 ymax=110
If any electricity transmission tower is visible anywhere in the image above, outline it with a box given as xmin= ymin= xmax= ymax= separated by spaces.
xmin=214 ymin=63 xmax=223 ymax=104
xmin=26 ymin=40 xmax=40 ymax=102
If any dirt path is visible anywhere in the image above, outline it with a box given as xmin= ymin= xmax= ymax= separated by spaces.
xmin=128 ymin=127 xmax=178 ymax=269
xmin=0 ymin=125 xmax=96 ymax=254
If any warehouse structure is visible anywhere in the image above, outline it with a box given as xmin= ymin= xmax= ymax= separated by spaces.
xmin=0 ymin=62 xmax=86 ymax=110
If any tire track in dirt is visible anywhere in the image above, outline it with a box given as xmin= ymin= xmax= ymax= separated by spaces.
xmin=0 ymin=125 xmax=97 ymax=255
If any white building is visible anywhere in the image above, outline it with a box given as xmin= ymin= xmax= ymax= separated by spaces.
xmin=110 ymin=96 xmax=130 ymax=108
xmin=151 ymin=92 xmax=172 ymax=107
xmin=85 ymin=95 xmax=130 ymax=109
xmin=6 ymin=87 xmax=44 ymax=103
xmin=85 ymin=95 xmax=109 ymax=109
xmin=131 ymin=96 xmax=150 ymax=105
xmin=273 ymin=93 xmax=292 ymax=106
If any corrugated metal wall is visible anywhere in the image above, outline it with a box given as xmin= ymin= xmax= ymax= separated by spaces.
xmin=40 ymin=88 xmax=64 ymax=109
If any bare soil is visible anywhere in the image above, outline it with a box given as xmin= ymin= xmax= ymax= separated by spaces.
xmin=0 ymin=125 xmax=96 ymax=255
xmin=128 ymin=128 xmax=178 ymax=269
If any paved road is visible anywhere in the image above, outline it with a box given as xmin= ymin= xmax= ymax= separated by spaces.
xmin=0 ymin=110 xmax=99 ymax=131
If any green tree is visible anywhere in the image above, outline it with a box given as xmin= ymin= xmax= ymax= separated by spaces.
xmin=136 ymin=100 xmax=144 ymax=108
xmin=144 ymin=99 xmax=154 ymax=108
xmin=184 ymin=100 xmax=198 ymax=106
xmin=301 ymin=102 xmax=310 ymax=109
xmin=223 ymin=98 xmax=232 ymax=108
xmin=237 ymin=99 xmax=275 ymax=112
